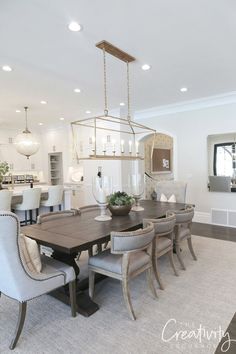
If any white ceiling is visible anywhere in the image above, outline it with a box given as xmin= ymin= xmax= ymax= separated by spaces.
xmin=0 ymin=0 xmax=236 ymax=129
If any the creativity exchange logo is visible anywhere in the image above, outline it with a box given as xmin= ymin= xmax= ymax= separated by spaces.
xmin=161 ymin=318 xmax=236 ymax=352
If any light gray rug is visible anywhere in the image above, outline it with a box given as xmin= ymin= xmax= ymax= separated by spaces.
xmin=1 ymin=235 xmax=236 ymax=354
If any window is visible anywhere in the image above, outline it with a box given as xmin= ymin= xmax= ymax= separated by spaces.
xmin=214 ymin=142 xmax=236 ymax=177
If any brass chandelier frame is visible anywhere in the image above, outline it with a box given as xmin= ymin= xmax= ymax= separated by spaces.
xmin=71 ymin=41 xmax=156 ymax=161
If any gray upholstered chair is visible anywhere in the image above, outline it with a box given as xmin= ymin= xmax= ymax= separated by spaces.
xmin=168 ymin=206 xmax=197 ymax=270
xmin=156 ymin=181 xmax=187 ymax=203
xmin=88 ymin=222 xmax=157 ymax=320
xmin=0 ymin=211 xmax=77 ymax=350
xmin=143 ymin=212 xmax=178 ymax=290
xmin=209 ymin=176 xmax=231 ymax=192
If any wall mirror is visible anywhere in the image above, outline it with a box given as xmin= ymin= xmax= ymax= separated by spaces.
xmin=207 ymin=133 xmax=236 ymax=192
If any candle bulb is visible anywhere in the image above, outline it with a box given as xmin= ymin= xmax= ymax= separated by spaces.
xmin=121 ymin=140 xmax=125 ymax=153
xmin=129 ymin=140 xmax=132 ymax=154
xmin=112 ymin=139 xmax=116 ymax=154
xmin=136 ymin=141 xmax=139 ymax=155
xmin=102 ymin=138 xmax=106 ymax=154
xmin=91 ymin=136 xmax=96 ymax=153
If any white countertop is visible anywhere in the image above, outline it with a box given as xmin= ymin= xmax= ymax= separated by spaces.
xmin=5 ymin=184 xmax=70 ymax=197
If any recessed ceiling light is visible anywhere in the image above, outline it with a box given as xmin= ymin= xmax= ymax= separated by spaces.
xmin=141 ymin=64 xmax=151 ymax=71
xmin=74 ymin=88 xmax=81 ymax=93
xmin=40 ymin=100 xmax=47 ymax=104
xmin=2 ymin=65 xmax=12 ymax=72
xmin=85 ymin=110 xmax=91 ymax=114
xmin=120 ymin=102 xmax=125 ymax=106
xmin=15 ymin=110 xmax=21 ymax=113
xmin=59 ymin=117 xmax=65 ymax=121
xmin=68 ymin=22 xmax=82 ymax=32
xmin=180 ymin=87 xmax=188 ymax=92
xmin=39 ymin=122 xmax=43 ymax=126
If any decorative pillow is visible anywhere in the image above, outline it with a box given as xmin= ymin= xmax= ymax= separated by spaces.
xmin=160 ymin=193 xmax=176 ymax=203
xmin=19 ymin=233 xmax=42 ymax=273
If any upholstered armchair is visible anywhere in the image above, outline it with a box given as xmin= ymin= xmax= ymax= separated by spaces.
xmin=0 ymin=212 xmax=77 ymax=350
xmin=88 ymin=222 xmax=157 ymax=320
xmin=156 ymin=181 xmax=187 ymax=203
xmin=168 ymin=206 xmax=197 ymax=270
xmin=143 ymin=213 xmax=178 ymax=290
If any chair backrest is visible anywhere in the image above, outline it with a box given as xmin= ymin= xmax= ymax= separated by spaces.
xmin=209 ymin=176 xmax=231 ymax=192
xmin=0 ymin=190 xmax=13 ymax=211
xmin=143 ymin=212 xmax=176 ymax=236
xmin=46 ymin=185 xmax=64 ymax=206
xmin=21 ymin=188 xmax=41 ymax=210
xmin=168 ymin=205 xmax=194 ymax=224
xmin=37 ymin=209 xmax=79 ymax=224
xmin=0 ymin=212 xmax=35 ymax=300
xmin=79 ymin=204 xmax=100 ymax=213
xmin=111 ymin=221 xmax=154 ymax=254
xmin=156 ymin=181 xmax=187 ymax=203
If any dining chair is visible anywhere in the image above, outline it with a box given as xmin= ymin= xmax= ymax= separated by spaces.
xmin=37 ymin=209 xmax=79 ymax=223
xmin=143 ymin=212 xmax=178 ymax=290
xmin=40 ymin=185 xmax=64 ymax=211
xmin=0 ymin=211 xmax=77 ymax=350
xmin=12 ymin=188 xmax=41 ymax=225
xmin=168 ymin=205 xmax=197 ymax=270
xmin=156 ymin=181 xmax=187 ymax=203
xmin=88 ymin=222 xmax=157 ymax=320
xmin=0 ymin=190 xmax=13 ymax=211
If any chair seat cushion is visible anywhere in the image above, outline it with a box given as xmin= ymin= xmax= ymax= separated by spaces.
xmin=156 ymin=236 xmax=172 ymax=253
xmin=40 ymin=255 xmax=75 ymax=284
xmin=88 ymin=249 xmax=150 ymax=275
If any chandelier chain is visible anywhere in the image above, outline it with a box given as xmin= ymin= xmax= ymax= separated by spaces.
xmin=103 ymin=48 xmax=108 ymax=115
xmin=24 ymin=106 xmax=29 ymax=132
xmin=127 ymin=62 xmax=131 ymax=121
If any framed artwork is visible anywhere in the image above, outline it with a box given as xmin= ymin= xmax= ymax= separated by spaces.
xmin=151 ymin=148 xmax=171 ymax=173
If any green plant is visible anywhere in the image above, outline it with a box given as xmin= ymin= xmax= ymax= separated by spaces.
xmin=108 ymin=191 xmax=134 ymax=206
xmin=0 ymin=161 xmax=9 ymax=183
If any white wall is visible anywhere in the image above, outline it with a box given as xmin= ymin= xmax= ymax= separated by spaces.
xmin=137 ymin=102 xmax=236 ymax=222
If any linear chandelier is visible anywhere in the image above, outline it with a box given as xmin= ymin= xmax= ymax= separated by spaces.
xmin=71 ymin=41 xmax=155 ymax=161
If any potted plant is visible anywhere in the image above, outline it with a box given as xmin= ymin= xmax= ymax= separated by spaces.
xmin=0 ymin=161 xmax=9 ymax=190
xmin=108 ymin=191 xmax=134 ymax=216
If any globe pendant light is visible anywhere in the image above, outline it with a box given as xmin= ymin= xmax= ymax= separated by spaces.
xmin=14 ymin=106 xmax=40 ymax=159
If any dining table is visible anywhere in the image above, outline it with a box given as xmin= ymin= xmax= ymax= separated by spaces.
xmin=22 ymin=200 xmax=187 ymax=317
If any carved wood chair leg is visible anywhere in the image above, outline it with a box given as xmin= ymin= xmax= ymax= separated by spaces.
xmin=121 ymin=278 xmax=136 ymax=321
xmin=69 ymin=280 xmax=77 ymax=317
xmin=168 ymin=250 xmax=179 ymax=276
xmin=146 ymin=268 xmax=158 ymax=299
xmin=10 ymin=301 xmax=27 ymax=350
xmin=176 ymin=242 xmax=186 ymax=270
xmin=89 ymin=270 xmax=95 ymax=299
xmin=187 ymin=237 xmax=197 ymax=261
xmin=152 ymin=256 xmax=164 ymax=290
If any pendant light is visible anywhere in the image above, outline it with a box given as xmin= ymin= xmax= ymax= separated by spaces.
xmin=71 ymin=40 xmax=156 ymax=161
xmin=14 ymin=106 xmax=40 ymax=159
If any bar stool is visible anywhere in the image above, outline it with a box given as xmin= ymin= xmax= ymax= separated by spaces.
xmin=0 ymin=190 xmax=13 ymax=211
xmin=13 ymin=188 xmax=41 ymax=225
xmin=40 ymin=185 xmax=63 ymax=212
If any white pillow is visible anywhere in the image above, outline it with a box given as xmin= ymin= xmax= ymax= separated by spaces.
xmin=19 ymin=234 xmax=42 ymax=273
xmin=160 ymin=193 xmax=176 ymax=203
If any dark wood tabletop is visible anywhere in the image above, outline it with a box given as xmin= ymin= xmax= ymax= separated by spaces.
xmin=22 ymin=200 xmax=187 ymax=255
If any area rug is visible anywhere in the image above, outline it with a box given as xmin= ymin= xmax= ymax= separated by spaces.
xmin=1 ymin=235 xmax=236 ymax=354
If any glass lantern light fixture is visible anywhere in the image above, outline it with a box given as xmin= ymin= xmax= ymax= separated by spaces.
xmin=14 ymin=106 xmax=40 ymax=159
xmin=71 ymin=41 xmax=156 ymax=161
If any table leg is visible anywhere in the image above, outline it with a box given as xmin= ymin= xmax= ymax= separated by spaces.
xmin=51 ymin=251 xmax=99 ymax=317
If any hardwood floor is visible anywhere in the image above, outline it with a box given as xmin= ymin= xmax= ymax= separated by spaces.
xmin=192 ymin=222 xmax=236 ymax=242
